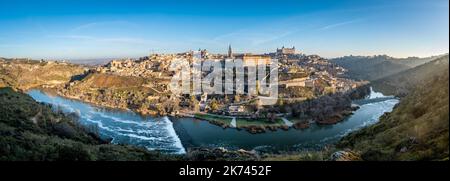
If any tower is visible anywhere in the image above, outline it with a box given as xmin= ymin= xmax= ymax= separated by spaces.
xmin=228 ymin=44 xmax=233 ymax=58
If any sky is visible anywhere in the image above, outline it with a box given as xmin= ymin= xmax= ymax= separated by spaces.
xmin=0 ymin=0 xmax=448 ymax=60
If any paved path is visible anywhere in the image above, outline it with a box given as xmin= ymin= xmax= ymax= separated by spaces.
xmin=230 ymin=117 xmax=237 ymax=128
xmin=281 ymin=117 xmax=293 ymax=127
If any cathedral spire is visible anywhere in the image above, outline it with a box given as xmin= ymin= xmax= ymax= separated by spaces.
xmin=228 ymin=44 xmax=233 ymax=58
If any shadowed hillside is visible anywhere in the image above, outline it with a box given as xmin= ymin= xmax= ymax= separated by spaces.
xmin=0 ymin=87 xmax=181 ymax=161
xmin=330 ymin=55 xmax=443 ymax=81
xmin=372 ymin=55 xmax=449 ymax=96
xmin=337 ymin=59 xmax=449 ymax=161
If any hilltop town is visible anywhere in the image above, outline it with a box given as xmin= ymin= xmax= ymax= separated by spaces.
xmin=1 ymin=46 xmax=369 ymax=133
xmin=93 ymin=46 xmax=363 ymax=97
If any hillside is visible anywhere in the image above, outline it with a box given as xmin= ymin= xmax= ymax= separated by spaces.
xmin=76 ymin=73 xmax=146 ymax=89
xmin=0 ymin=87 xmax=264 ymax=161
xmin=330 ymin=55 xmax=441 ymax=81
xmin=372 ymin=55 xmax=449 ymax=96
xmin=0 ymin=87 xmax=180 ymax=161
xmin=58 ymin=72 xmax=171 ymax=115
xmin=337 ymin=61 xmax=449 ymax=161
xmin=0 ymin=59 xmax=179 ymax=116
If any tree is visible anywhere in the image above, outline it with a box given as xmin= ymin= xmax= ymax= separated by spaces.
xmin=269 ymin=113 xmax=277 ymax=123
xmin=234 ymin=94 xmax=241 ymax=103
xmin=256 ymin=81 xmax=261 ymax=95
xmin=255 ymin=98 xmax=263 ymax=110
xmin=276 ymin=97 xmax=284 ymax=106
xmin=156 ymin=104 xmax=166 ymax=115
xmin=209 ymin=99 xmax=220 ymax=111
xmin=224 ymin=94 xmax=229 ymax=104
xmin=189 ymin=95 xmax=199 ymax=112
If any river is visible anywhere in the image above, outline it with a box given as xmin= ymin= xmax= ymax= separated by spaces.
xmin=28 ymin=88 xmax=398 ymax=154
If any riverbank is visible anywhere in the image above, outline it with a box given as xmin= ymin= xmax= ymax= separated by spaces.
xmin=27 ymin=87 xmax=399 ymax=154
xmin=189 ymin=105 xmax=360 ymax=134
xmin=172 ymin=98 xmax=399 ymax=152
xmin=37 ymin=83 xmax=359 ymax=134
xmin=36 ymin=87 xmax=295 ymax=134
xmin=28 ymin=89 xmax=187 ymax=154
xmin=0 ymin=87 xmax=184 ymax=161
xmin=193 ymin=113 xmax=288 ymax=134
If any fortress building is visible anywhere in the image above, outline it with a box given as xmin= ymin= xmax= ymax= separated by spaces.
xmin=277 ymin=46 xmax=296 ymax=55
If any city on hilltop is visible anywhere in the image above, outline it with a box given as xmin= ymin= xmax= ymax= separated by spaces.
xmin=0 ymin=0 xmax=448 ymax=164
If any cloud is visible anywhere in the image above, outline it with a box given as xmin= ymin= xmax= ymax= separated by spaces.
xmin=319 ymin=19 xmax=364 ymax=30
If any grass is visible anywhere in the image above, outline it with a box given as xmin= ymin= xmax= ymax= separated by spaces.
xmin=194 ymin=113 xmax=285 ymax=127
xmin=236 ymin=118 xmax=284 ymax=127
xmin=337 ymin=61 xmax=449 ymax=161
xmin=262 ymin=151 xmax=328 ymax=161
xmin=194 ymin=113 xmax=232 ymax=126
xmin=289 ymin=117 xmax=310 ymax=123
xmin=0 ymin=87 xmax=183 ymax=161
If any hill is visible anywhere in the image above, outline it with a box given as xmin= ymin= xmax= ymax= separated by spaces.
xmin=372 ymin=55 xmax=449 ymax=96
xmin=330 ymin=55 xmax=442 ymax=81
xmin=0 ymin=87 xmax=180 ymax=161
xmin=0 ymin=59 xmax=86 ymax=90
xmin=337 ymin=58 xmax=449 ymax=161
xmin=58 ymin=72 xmax=171 ymax=115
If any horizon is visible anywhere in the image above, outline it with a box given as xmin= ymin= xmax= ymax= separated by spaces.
xmin=0 ymin=0 xmax=449 ymax=60
xmin=1 ymin=49 xmax=448 ymax=63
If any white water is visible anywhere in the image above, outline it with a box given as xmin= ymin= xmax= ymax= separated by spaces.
xmin=28 ymin=90 xmax=186 ymax=154
xmin=368 ymin=87 xmax=390 ymax=99
xmin=28 ymin=87 xmax=398 ymax=152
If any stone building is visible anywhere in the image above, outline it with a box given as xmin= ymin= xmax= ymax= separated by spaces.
xmin=277 ymin=46 xmax=296 ymax=55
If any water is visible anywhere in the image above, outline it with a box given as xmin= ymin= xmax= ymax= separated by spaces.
xmin=172 ymin=88 xmax=399 ymax=151
xmin=28 ymin=88 xmax=398 ymax=153
xmin=27 ymin=90 xmax=186 ymax=154
xmin=172 ymin=99 xmax=398 ymax=152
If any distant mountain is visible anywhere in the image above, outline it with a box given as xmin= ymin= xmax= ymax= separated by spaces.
xmin=330 ymin=54 xmax=444 ymax=81
xmin=372 ymin=55 xmax=449 ymax=96
xmin=69 ymin=58 xmax=117 ymax=66
xmin=337 ymin=56 xmax=449 ymax=161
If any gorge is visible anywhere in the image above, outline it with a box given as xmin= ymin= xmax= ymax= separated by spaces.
xmin=28 ymin=87 xmax=398 ymax=153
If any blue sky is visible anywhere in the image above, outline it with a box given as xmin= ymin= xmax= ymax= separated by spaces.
xmin=0 ymin=0 xmax=448 ymax=60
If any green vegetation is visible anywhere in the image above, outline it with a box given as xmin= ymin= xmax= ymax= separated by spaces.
xmin=1 ymin=55 xmax=448 ymax=161
xmin=337 ymin=56 xmax=449 ymax=161
xmin=209 ymin=99 xmax=220 ymax=111
xmin=60 ymin=72 xmax=178 ymax=115
xmin=194 ymin=113 xmax=232 ymax=126
xmin=0 ymin=87 xmax=182 ymax=161
xmin=194 ymin=113 xmax=285 ymax=129
xmin=262 ymin=151 xmax=329 ymax=161
xmin=236 ymin=118 xmax=284 ymax=127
